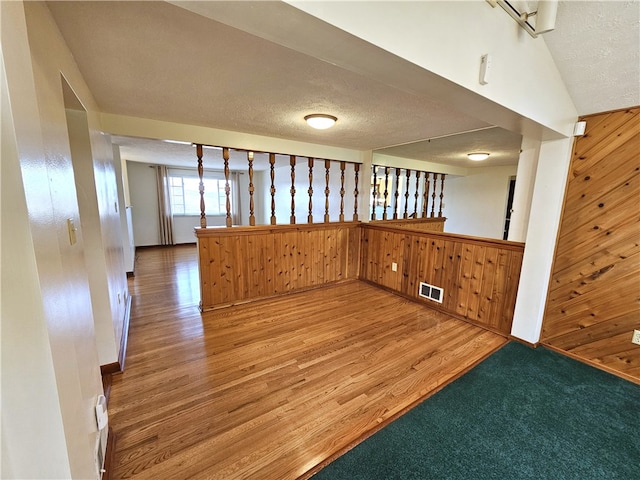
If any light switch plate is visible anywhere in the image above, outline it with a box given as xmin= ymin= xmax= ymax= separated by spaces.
xmin=67 ymin=218 xmax=77 ymax=245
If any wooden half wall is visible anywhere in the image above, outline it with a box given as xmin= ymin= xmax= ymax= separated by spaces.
xmin=542 ymin=106 xmax=640 ymax=383
xmin=196 ymin=222 xmax=360 ymax=310
xmin=360 ymin=224 xmax=524 ymax=335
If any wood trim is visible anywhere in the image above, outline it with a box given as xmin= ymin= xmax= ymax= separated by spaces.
xmin=297 ymin=340 xmax=509 ymax=480
xmin=101 ymin=373 xmax=112 ymax=405
xmin=100 ymin=362 xmax=120 ymax=376
xmin=508 ymin=335 xmax=540 ymax=349
xmin=542 ymin=343 xmax=640 ymax=385
xmin=194 ymin=220 xmax=361 ymax=238
xmin=363 ymin=222 xmax=525 ymax=251
xmin=360 ymin=279 xmax=511 ymax=339
xmin=579 ymin=105 xmax=640 ymax=119
xmin=99 ymin=293 xmax=132 ymax=376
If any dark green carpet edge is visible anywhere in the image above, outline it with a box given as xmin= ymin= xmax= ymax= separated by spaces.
xmin=311 ymin=342 xmax=640 ymax=480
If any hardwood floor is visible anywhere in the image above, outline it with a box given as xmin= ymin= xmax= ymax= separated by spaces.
xmin=109 ymin=245 xmax=508 ymax=479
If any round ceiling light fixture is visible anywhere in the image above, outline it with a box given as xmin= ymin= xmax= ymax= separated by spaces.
xmin=467 ymin=152 xmax=490 ymax=161
xmin=304 ymin=114 xmax=337 ymax=130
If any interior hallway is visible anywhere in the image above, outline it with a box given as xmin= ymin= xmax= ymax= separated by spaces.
xmin=108 ymin=245 xmax=508 ymax=479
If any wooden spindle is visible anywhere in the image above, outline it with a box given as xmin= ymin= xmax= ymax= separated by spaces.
xmin=382 ymin=167 xmax=390 ymax=220
xmin=403 ymin=169 xmax=410 ymax=219
xmin=413 ymin=171 xmax=420 ymax=217
xmin=431 ymin=173 xmax=437 ymax=217
xmin=422 ymin=172 xmax=430 ymax=218
xmin=438 ymin=173 xmax=446 ymax=217
xmin=353 ymin=163 xmax=359 ymax=221
xmin=324 ymin=160 xmax=331 ymax=223
xmin=248 ymin=151 xmax=255 ymax=226
xmin=393 ymin=168 xmax=401 ymax=219
xmin=223 ymin=147 xmax=232 ymax=227
xmin=371 ymin=166 xmax=378 ymax=221
xmin=290 ymin=156 xmax=296 ymax=224
xmin=269 ymin=153 xmax=276 ymax=225
xmin=308 ymin=157 xmax=314 ymax=224
xmin=339 ymin=162 xmax=346 ymax=222
xmin=196 ymin=144 xmax=206 ymax=228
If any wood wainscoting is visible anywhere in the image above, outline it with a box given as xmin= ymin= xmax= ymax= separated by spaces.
xmin=195 ymin=222 xmax=360 ymax=310
xmin=542 ymin=106 xmax=640 ymax=383
xmin=360 ymin=224 xmax=524 ymax=335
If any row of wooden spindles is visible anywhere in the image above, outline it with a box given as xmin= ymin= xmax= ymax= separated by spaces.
xmin=371 ymin=165 xmax=445 ymax=221
xmin=195 ymin=145 xmax=445 ymax=227
xmin=196 ymin=145 xmax=361 ymax=227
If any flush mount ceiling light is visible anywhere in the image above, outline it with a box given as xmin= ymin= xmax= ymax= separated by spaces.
xmin=468 ymin=152 xmax=490 ymax=161
xmin=304 ymin=114 xmax=337 ymax=130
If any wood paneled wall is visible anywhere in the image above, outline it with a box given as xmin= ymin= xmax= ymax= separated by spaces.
xmin=195 ymin=223 xmax=360 ymax=310
xmin=542 ymin=107 xmax=640 ymax=382
xmin=360 ymin=224 xmax=524 ymax=334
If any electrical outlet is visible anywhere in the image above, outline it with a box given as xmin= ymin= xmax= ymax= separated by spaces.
xmin=632 ymin=330 xmax=640 ymax=345
xmin=391 ymin=262 xmax=397 ymax=272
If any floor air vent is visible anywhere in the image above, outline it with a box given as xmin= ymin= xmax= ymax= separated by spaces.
xmin=419 ymin=282 xmax=443 ymax=303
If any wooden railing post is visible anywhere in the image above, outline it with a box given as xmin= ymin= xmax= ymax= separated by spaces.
xmin=269 ymin=153 xmax=276 ymax=225
xmin=308 ymin=157 xmax=314 ymax=224
xmin=431 ymin=173 xmax=437 ymax=217
xmin=353 ymin=163 xmax=359 ymax=221
xmin=439 ymin=174 xmax=446 ymax=217
xmin=382 ymin=167 xmax=390 ymax=220
xmin=393 ymin=168 xmax=400 ymax=219
xmin=403 ymin=169 xmax=410 ymax=219
xmin=290 ymin=156 xmax=296 ymax=224
xmin=248 ymin=151 xmax=255 ymax=226
xmin=196 ymin=144 xmax=206 ymax=228
xmin=371 ymin=165 xmax=378 ymax=220
xmin=422 ymin=172 xmax=430 ymax=218
xmin=413 ymin=171 xmax=420 ymax=217
xmin=324 ymin=159 xmax=331 ymax=223
xmin=339 ymin=161 xmax=346 ymax=222
xmin=223 ymin=147 xmax=232 ymax=227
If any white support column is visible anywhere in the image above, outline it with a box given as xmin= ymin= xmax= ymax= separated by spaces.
xmin=510 ymin=137 xmax=574 ymax=344
xmin=359 ymin=150 xmax=373 ymax=223
xmin=508 ymin=137 xmax=541 ymax=242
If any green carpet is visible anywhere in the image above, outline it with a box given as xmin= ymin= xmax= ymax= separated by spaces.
xmin=312 ymin=342 xmax=640 ymax=479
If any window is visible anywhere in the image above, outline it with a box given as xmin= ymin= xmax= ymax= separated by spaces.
xmin=169 ymin=170 xmax=231 ymax=216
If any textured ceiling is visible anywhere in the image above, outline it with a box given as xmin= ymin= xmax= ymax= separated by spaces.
xmin=47 ymin=1 xmax=488 ymax=151
xmin=48 ymin=0 xmax=639 ymax=170
xmin=544 ymin=1 xmax=640 ymax=115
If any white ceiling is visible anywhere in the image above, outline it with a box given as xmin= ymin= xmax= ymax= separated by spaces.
xmin=48 ymin=1 xmax=639 ymax=170
xmin=543 ymin=1 xmax=640 ymax=116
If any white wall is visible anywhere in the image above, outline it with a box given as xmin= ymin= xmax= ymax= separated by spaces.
xmin=1 ymin=43 xmax=73 ymax=480
xmin=1 ymin=2 xmax=115 ymax=477
xmin=113 ymin=145 xmax=136 ymax=273
xmin=444 ymin=165 xmax=517 ymax=239
xmin=127 ymin=161 xmax=161 ymax=246
xmin=66 ymin=108 xmax=121 ymax=365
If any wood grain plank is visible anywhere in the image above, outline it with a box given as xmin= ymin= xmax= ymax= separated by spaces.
xmin=542 ymin=106 xmax=640 ymax=382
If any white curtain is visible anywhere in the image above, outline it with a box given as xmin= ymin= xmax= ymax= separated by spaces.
xmin=156 ymin=165 xmax=175 ymax=245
